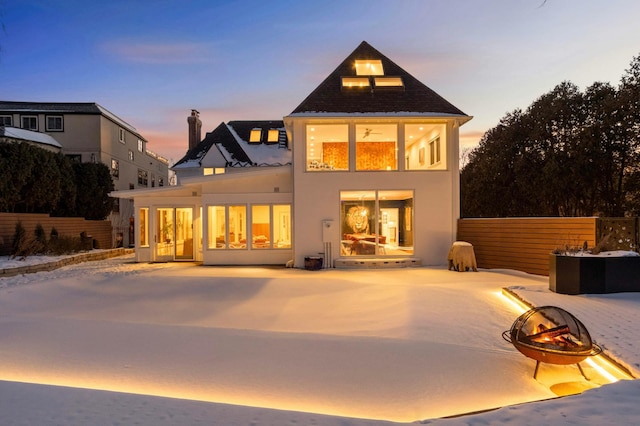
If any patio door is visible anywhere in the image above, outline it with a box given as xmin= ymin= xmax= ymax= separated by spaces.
xmin=155 ymin=207 xmax=194 ymax=261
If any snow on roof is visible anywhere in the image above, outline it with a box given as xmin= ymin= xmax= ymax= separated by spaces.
xmin=0 ymin=126 xmax=62 ymax=148
xmin=226 ymin=123 xmax=291 ymax=166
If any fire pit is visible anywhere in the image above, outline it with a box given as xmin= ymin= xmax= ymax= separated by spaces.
xmin=502 ymin=306 xmax=602 ymax=379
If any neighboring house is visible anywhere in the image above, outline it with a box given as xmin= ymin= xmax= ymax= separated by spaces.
xmin=0 ymin=126 xmax=62 ymax=153
xmin=0 ymin=101 xmax=170 ymax=247
xmin=114 ymin=41 xmax=472 ymax=268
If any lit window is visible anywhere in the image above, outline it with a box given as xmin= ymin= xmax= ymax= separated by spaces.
xmin=404 ymin=124 xmax=446 ymax=170
xmin=138 ymin=139 xmax=144 ymax=152
xmin=119 ymin=128 xmax=125 ymax=143
xmin=214 ymin=167 xmax=225 ymax=175
xmin=341 ymin=77 xmax=370 ymax=88
xmin=267 ymin=129 xmax=279 ymax=142
xmin=0 ymin=116 xmax=12 ymax=126
xmin=340 ymin=190 xmax=413 ymax=256
xmin=21 ymin=116 xmax=38 ymax=131
xmin=46 ymin=115 xmax=63 ymax=131
xmin=249 ymin=129 xmax=262 ymax=143
xmin=252 ymin=205 xmax=271 ymax=249
xmin=139 ymin=208 xmax=149 ymax=247
xmin=355 ymin=124 xmax=398 ymax=171
xmin=204 ymin=168 xmax=214 ymax=176
xmin=355 ymin=59 xmax=384 ymax=76
xmin=111 ymin=159 xmax=119 ymax=178
xmin=229 ymin=205 xmax=247 ymax=249
xmin=306 ymin=124 xmax=349 ymax=171
xmin=374 ymin=77 xmax=403 ymax=88
xmin=207 ymin=206 xmax=227 ymax=249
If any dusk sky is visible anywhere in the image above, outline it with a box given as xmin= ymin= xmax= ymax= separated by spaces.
xmin=3 ymin=0 xmax=640 ymax=164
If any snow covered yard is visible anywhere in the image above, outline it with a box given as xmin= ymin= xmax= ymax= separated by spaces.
xmin=0 ymin=253 xmax=638 ymax=425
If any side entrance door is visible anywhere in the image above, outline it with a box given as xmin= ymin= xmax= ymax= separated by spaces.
xmin=155 ymin=207 xmax=194 ymax=261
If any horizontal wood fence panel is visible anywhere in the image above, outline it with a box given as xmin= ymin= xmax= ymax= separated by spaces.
xmin=457 ymin=217 xmax=598 ymax=276
xmin=0 ymin=213 xmax=113 ymax=255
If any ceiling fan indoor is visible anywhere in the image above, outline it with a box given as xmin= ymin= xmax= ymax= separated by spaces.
xmin=362 ymin=128 xmax=382 ymax=139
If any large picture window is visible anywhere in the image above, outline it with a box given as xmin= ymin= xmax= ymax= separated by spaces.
xmin=404 ymin=123 xmax=446 ymax=170
xmin=355 ymin=124 xmax=397 ymax=171
xmin=340 ymin=190 xmax=413 ymax=256
xmin=207 ymin=204 xmax=291 ymax=250
xmin=306 ymin=124 xmax=349 ymax=171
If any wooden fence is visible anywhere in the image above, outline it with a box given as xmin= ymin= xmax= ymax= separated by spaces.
xmin=0 ymin=213 xmax=112 ymax=255
xmin=457 ymin=217 xmax=598 ymax=276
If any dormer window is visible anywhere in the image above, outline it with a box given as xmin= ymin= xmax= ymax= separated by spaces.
xmin=374 ymin=77 xmax=404 ymax=89
xmin=267 ymin=129 xmax=279 ymax=142
xmin=355 ymin=59 xmax=384 ymax=76
xmin=342 ymin=77 xmax=370 ymax=89
xmin=249 ymin=129 xmax=262 ymax=143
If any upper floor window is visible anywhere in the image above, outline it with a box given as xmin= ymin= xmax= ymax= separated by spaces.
xmin=21 ymin=116 xmax=38 ymax=131
xmin=355 ymin=124 xmax=397 ymax=171
xmin=341 ymin=77 xmax=370 ymax=89
xmin=249 ymin=129 xmax=261 ymax=143
xmin=128 ymin=150 xmax=134 ymax=161
xmin=46 ymin=115 xmax=63 ymax=131
xmin=138 ymin=169 xmax=148 ymax=186
xmin=267 ymin=129 xmax=279 ymax=142
xmin=404 ymin=123 xmax=447 ymax=170
xmin=373 ymin=77 xmax=404 ymax=89
xmin=355 ymin=60 xmax=383 ymax=76
xmin=306 ymin=124 xmax=349 ymax=171
xmin=137 ymin=139 xmax=144 ymax=152
xmin=1 ymin=115 xmax=13 ymax=126
xmin=119 ymin=128 xmax=126 ymax=143
xmin=158 ymin=177 xmax=164 ymax=187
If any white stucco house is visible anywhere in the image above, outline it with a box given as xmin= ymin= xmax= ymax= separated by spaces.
xmin=113 ymin=41 xmax=472 ymax=268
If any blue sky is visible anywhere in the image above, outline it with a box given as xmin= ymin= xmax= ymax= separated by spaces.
xmin=3 ymin=0 xmax=640 ymax=163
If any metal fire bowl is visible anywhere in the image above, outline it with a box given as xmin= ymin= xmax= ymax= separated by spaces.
xmin=502 ymin=330 xmax=602 ymax=365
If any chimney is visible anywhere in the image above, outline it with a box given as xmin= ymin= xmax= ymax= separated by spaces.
xmin=187 ymin=109 xmax=202 ymax=150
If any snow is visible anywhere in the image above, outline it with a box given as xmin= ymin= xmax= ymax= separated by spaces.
xmin=1 ymin=126 xmax=62 ymax=148
xmin=1 ymin=253 xmax=639 ymax=425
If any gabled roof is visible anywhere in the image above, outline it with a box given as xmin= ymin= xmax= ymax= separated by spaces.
xmin=289 ymin=41 xmax=468 ymax=118
xmin=172 ymin=120 xmax=290 ymax=170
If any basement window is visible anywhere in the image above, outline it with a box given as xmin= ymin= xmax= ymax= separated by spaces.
xmin=355 ymin=59 xmax=384 ymax=76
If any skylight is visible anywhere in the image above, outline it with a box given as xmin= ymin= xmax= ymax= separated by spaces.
xmin=249 ymin=129 xmax=262 ymax=143
xmin=267 ymin=129 xmax=279 ymax=142
xmin=355 ymin=60 xmax=384 ymax=76
xmin=342 ymin=77 xmax=370 ymax=88
xmin=374 ymin=77 xmax=403 ymax=88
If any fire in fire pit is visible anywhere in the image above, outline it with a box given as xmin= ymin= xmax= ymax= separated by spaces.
xmin=502 ymin=306 xmax=602 ymax=379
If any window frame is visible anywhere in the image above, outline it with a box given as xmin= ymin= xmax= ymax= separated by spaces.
xmin=137 ymin=169 xmax=148 ymax=186
xmin=119 ymin=128 xmax=126 ymax=143
xmin=0 ymin=115 xmax=12 ymax=126
xmin=111 ymin=159 xmax=120 ymax=178
xmin=21 ymin=115 xmax=38 ymax=131
xmin=45 ymin=115 xmax=64 ymax=131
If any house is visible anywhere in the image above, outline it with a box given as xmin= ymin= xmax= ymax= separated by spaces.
xmin=0 ymin=101 xmax=170 ymax=246
xmin=0 ymin=126 xmax=62 ymax=153
xmin=114 ymin=41 xmax=472 ymax=268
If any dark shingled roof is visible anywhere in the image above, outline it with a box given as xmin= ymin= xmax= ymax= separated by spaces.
xmin=173 ymin=122 xmax=251 ymax=167
xmin=290 ymin=41 xmax=467 ymax=116
xmin=0 ymin=101 xmax=103 ymax=114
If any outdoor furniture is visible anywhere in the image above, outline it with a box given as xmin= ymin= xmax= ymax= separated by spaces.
xmin=448 ymin=241 xmax=478 ymax=272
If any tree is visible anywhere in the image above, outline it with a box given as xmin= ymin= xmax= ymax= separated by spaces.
xmin=73 ymin=162 xmax=114 ymax=220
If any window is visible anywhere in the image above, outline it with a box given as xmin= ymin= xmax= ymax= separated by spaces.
xmin=111 ymin=159 xmax=119 ymax=178
xmin=139 ymin=208 xmax=149 ymax=247
xmin=249 ymin=129 xmax=261 ymax=143
xmin=138 ymin=139 xmax=144 ymax=152
xmin=151 ymin=174 xmax=156 ymax=187
xmin=355 ymin=59 xmax=384 ymax=76
xmin=46 ymin=115 xmax=63 ymax=131
xmin=119 ymin=128 xmax=125 ymax=143
xmin=341 ymin=77 xmax=370 ymax=89
xmin=267 ymin=129 xmax=279 ymax=142
xmin=158 ymin=178 xmax=164 ymax=187
xmin=204 ymin=168 xmax=214 ymax=176
xmin=207 ymin=206 xmax=227 ymax=249
xmin=404 ymin=123 xmax=446 ymax=170
xmin=138 ymin=169 xmax=148 ymax=186
xmin=252 ymin=205 xmax=271 ymax=249
xmin=21 ymin=116 xmax=38 ymax=131
xmin=355 ymin=124 xmax=397 ymax=171
xmin=207 ymin=204 xmax=291 ymax=250
xmin=128 ymin=150 xmax=134 ymax=161
xmin=373 ymin=77 xmax=403 ymax=89
xmin=229 ymin=205 xmax=246 ymax=249
xmin=340 ymin=190 xmax=414 ymax=256
xmin=0 ymin=116 xmax=12 ymax=126
xmin=306 ymin=124 xmax=349 ymax=171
